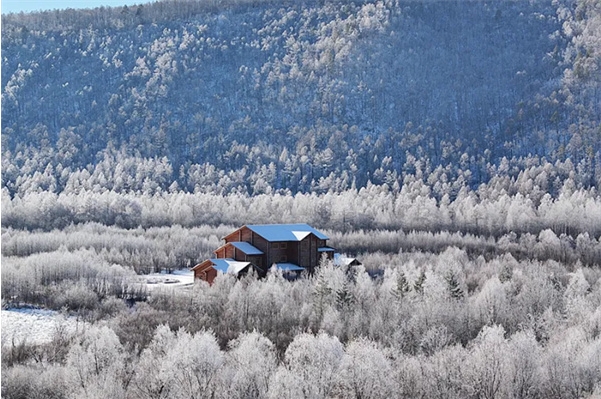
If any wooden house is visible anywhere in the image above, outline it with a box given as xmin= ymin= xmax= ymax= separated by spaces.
xmin=192 ymin=223 xmax=335 ymax=282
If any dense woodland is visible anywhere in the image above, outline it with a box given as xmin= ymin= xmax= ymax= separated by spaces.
xmin=2 ymin=0 xmax=601 ymax=397
xmin=2 ymin=0 xmax=601 ymax=195
xmin=3 ymin=250 xmax=601 ymax=398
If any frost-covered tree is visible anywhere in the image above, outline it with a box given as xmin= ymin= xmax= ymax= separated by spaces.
xmin=333 ymin=339 xmax=397 ymax=399
xmin=65 ymin=325 xmax=126 ymax=399
xmin=268 ymin=333 xmax=343 ymax=399
xmin=131 ymin=325 xmax=224 ymax=399
xmin=464 ymin=325 xmax=511 ymax=399
xmin=219 ymin=332 xmax=277 ymax=399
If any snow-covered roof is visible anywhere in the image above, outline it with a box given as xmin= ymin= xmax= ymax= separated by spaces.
xmin=274 ymin=263 xmax=305 ymax=272
xmin=211 ymin=258 xmax=251 ymax=275
xmin=333 ymin=253 xmax=361 ymax=267
xmin=292 ymin=231 xmax=311 ymax=241
xmin=229 ymin=241 xmax=264 ymax=255
xmin=246 ymin=224 xmax=328 ymax=242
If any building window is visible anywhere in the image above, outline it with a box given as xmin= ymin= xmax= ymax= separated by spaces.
xmin=280 ymin=243 xmax=287 ymax=249
xmin=272 ymin=243 xmax=279 ymax=249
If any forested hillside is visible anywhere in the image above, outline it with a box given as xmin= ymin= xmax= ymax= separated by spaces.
xmin=2 ymin=0 xmax=600 ymax=196
xmin=3 ymin=1 xmax=601 ymax=397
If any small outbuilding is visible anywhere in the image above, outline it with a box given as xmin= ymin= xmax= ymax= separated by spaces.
xmin=333 ymin=253 xmax=362 ymax=267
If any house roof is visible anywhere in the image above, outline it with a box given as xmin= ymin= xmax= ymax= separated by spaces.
xmin=274 ymin=263 xmax=305 ymax=272
xmin=334 ymin=253 xmax=361 ymax=267
xmin=191 ymin=259 xmax=213 ymax=271
xmin=245 ymin=224 xmax=329 ymax=242
xmin=228 ymin=241 xmax=264 ymax=255
xmin=211 ymin=258 xmax=251 ymax=275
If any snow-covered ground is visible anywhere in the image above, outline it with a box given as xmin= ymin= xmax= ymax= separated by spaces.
xmin=1 ymin=308 xmax=85 ymax=346
xmin=1 ymin=271 xmax=195 ymax=346
xmin=141 ymin=269 xmax=195 ymax=290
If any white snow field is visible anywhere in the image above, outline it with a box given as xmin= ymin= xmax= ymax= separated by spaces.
xmin=142 ymin=269 xmax=195 ymax=290
xmin=1 ymin=271 xmax=194 ymax=346
xmin=1 ymin=308 xmax=84 ymax=346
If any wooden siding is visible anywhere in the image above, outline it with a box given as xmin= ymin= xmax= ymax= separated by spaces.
xmin=287 ymin=242 xmax=300 ymax=264
xmin=215 ymin=242 xmax=263 ymax=262
xmin=193 ymin=260 xmax=218 ymax=284
xmin=205 ymin=268 xmax=218 ymax=284
xmin=269 ymin=242 xmax=290 ymax=264
xmin=224 ymin=226 xmax=254 ymax=244
xmin=292 ymin=235 xmax=320 ymax=273
xmin=247 ymin=255 xmax=263 ymax=270
xmin=299 ymin=236 xmax=311 ymax=269
xmin=240 ymin=227 xmax=253 ymax=243
xmin=310 ymin=235 xmax=318 ymax=272
xmin=252 ymin=235 xmax=270 ymax=263
xmin=223 ymin=231 xmax=238 ymax=243
xmin=215 ymin=247 xmax=226 ymax=259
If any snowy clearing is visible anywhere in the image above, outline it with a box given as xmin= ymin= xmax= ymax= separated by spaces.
xmin=1 ymin=271 xmax=195 ymax=346
xmin=142 ymin=269 xmax=195 ymax=291
xmin=1 ymin=308 xmax=85 ymax=346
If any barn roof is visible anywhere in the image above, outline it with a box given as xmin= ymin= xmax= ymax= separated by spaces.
xmin=211 ymin=258 xmax=251 ymax=275
xmin=228 ymin=241 xmax=264 ymax=255
xmin=246 ymin=224 xmax=328 ymax=242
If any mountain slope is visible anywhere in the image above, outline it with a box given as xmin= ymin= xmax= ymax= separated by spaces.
xmin=2 ymin=0 xmax=599 ymax=194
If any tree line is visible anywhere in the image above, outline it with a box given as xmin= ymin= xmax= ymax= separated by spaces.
xmin=3 ymin=156 xmax=601 ymax=240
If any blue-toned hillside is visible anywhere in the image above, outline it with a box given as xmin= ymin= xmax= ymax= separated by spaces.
xmin=2 ymin=0 xmax=600 ymax=195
